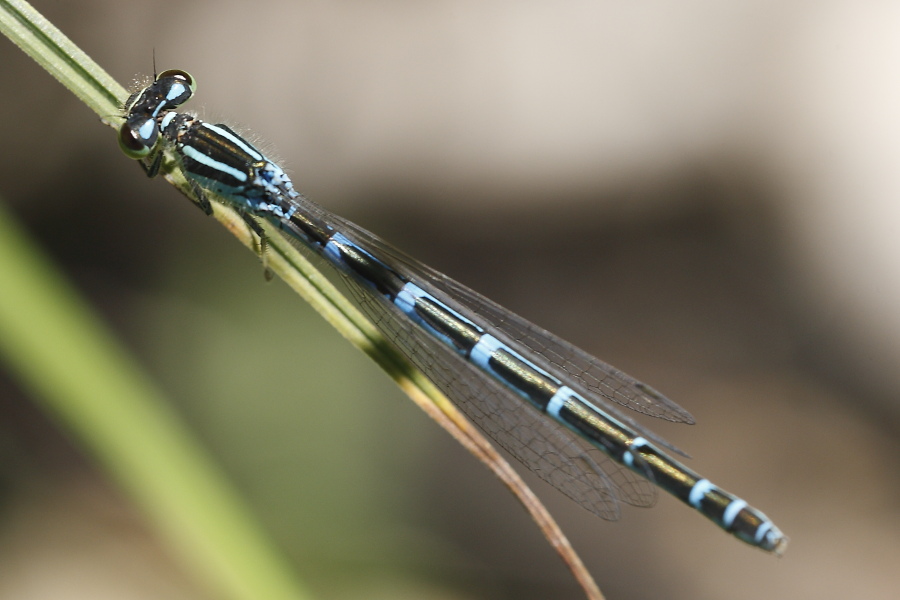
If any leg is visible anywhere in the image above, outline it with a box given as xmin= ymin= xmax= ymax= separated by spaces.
xmin=240 ymin=213 xmax=274 ymax=281
xmin=187 ymin=180 xmax=214 ymax=216
xmin=140 ymin=150 xmax=165 ymax=179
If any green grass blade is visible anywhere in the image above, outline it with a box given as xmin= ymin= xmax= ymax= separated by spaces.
xmin=0 ymin=200 xmax=312 ymax=600
xmin=0 ymin=0 xmax=125 ymax=119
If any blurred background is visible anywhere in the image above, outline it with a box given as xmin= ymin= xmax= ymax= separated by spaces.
xmin=1 ymin=1 xmax=899 ymax=598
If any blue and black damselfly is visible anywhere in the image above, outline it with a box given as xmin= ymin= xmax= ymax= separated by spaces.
xmin=118 ymin=69 xmax=787 ymax=554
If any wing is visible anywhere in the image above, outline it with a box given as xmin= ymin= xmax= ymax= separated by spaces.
xmin=270 ymin=203 xmax=663 ymax=518
xmin=328 ymin=210 xmax=693 ymax=423
xmin=334 ymin=255 xmax=658 ymax=518
xmin=314 ymin=206 xmax=694 ymax=458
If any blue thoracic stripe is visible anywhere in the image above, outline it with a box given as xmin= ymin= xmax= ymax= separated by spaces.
xmin=118 ymin=67 xmax=787 ymax=555
xmin=203 ymin=123 xmax=264 ymax=160
xmin=182 ymin=144 xmax=249 ymax=183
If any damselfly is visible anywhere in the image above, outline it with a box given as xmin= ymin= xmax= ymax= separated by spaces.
xmin=118 ymin=69 xmax=787 ymax=554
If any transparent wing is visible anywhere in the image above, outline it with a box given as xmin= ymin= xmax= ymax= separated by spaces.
xmin=310 ymin=205 xmax=693 ymax=457
xmin=327 ymin=210 xmax=693 ymax=423
xmin=333 ymin=253 xmax=658 ymax=518
xmin=272 ymin=206 xmax=660 ymax=518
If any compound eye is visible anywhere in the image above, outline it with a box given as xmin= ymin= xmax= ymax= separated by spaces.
xmin=118 ymin=118 xmax=157 ymax=159
xmin=158 ymin=69 xmax=196 ymax=95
